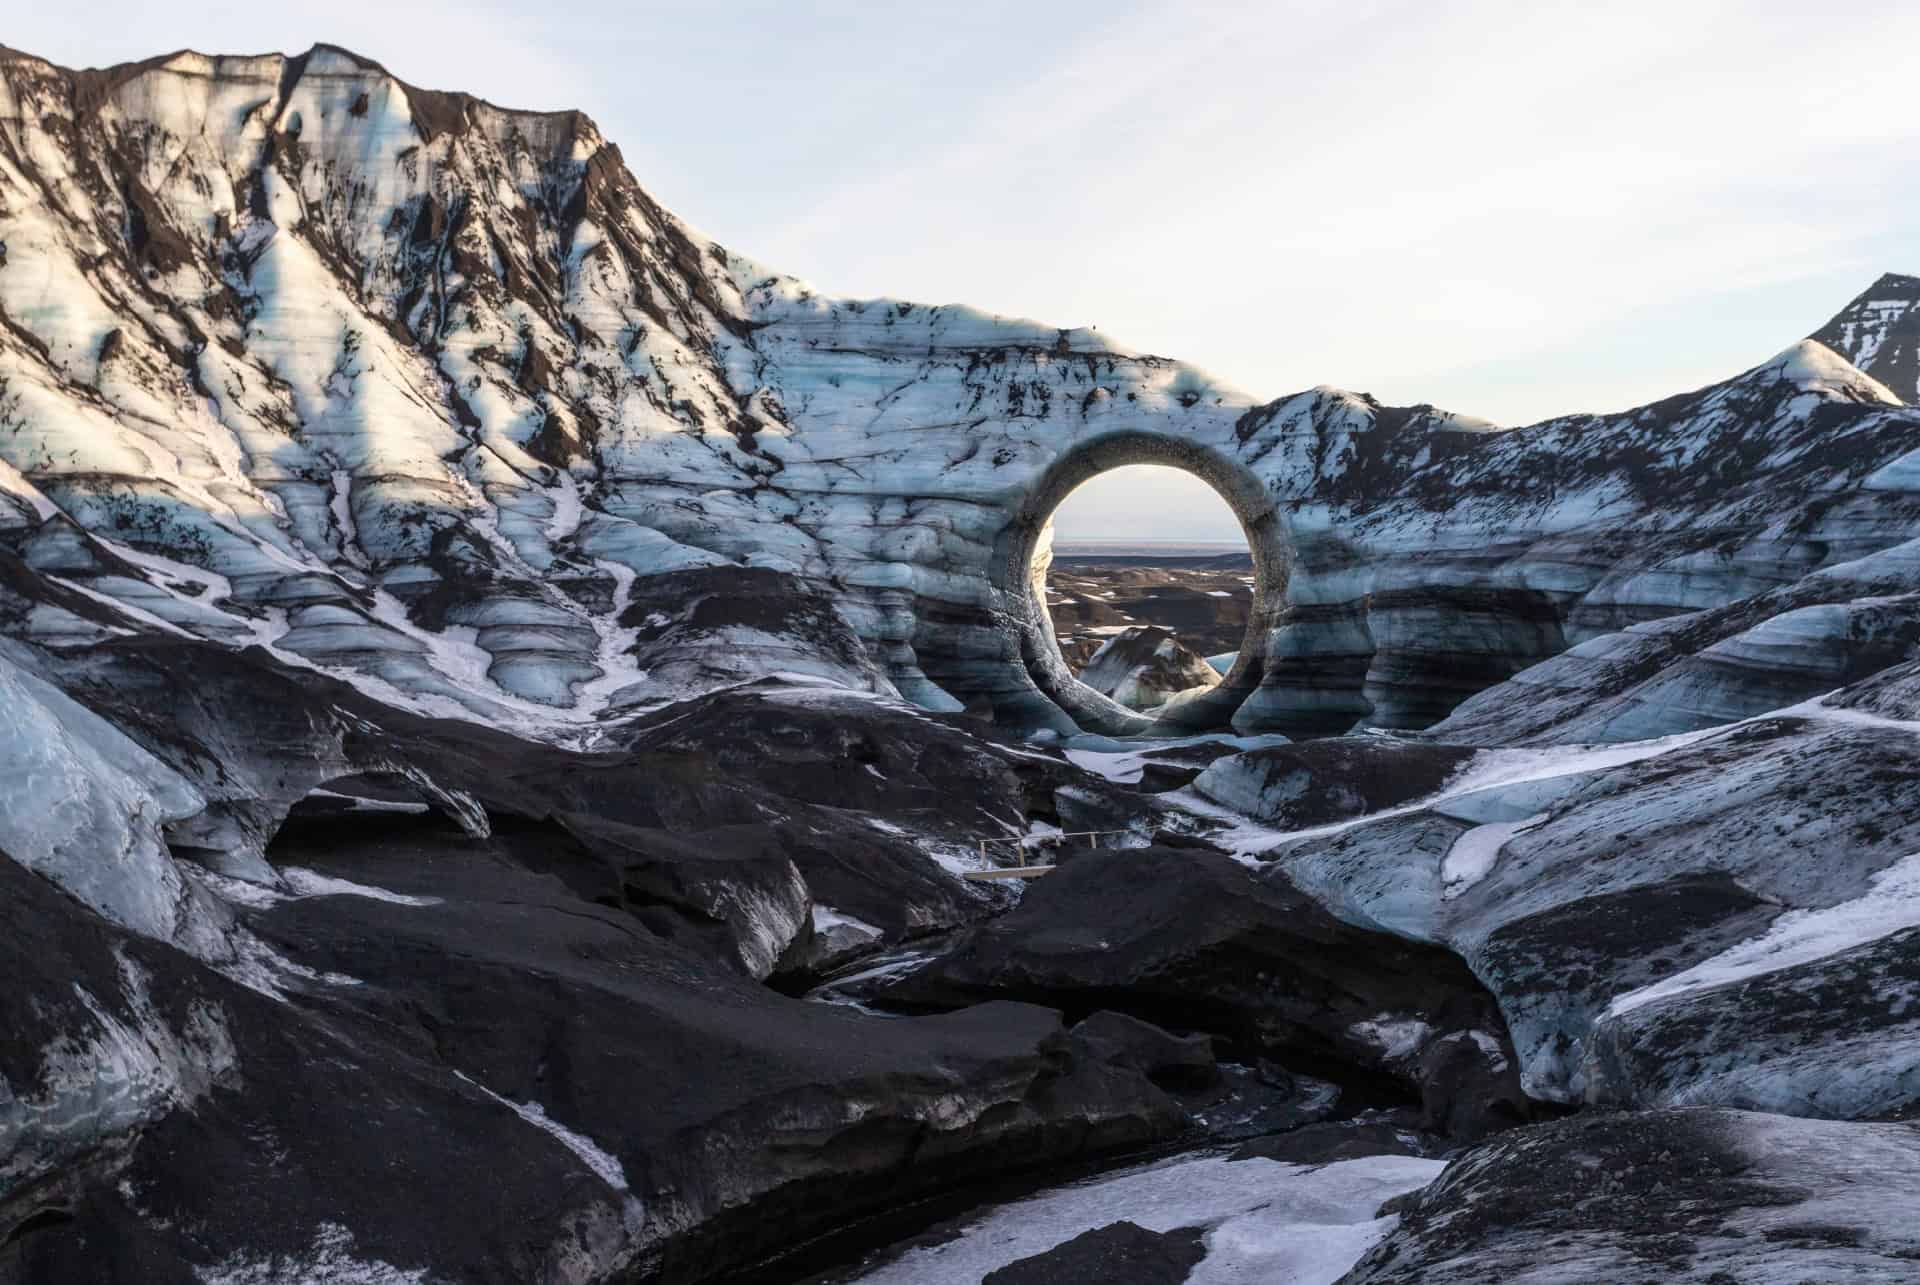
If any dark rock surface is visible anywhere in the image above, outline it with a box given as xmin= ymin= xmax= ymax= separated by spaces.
xmin=1069 ymin=1011 xmax=1219 ymax=1092
xmin=1192 ymin=737 xmax=1480 ymax=826
xmin=2 ymin=806 xmax=1194 ymax=1284
xmin=0 ymin=621 xmax=1213 ymax=1283
xmin=1343 ymin=1108 xmax=1920 ymax=1283
xmin=881 ymin=847 xmax=1530 ymax=1140
xmin=1047 ymin=558 xmax=1254 ymax=668
xmin=981 ymin=1220 xmax=1207 ymax=1285
xmin=18 ymin=618 xmax=1174 ymax=971
xmin=1812 ymin=270 xmax=1920 ymax=403
xmin=1226 ymin=1117 xmax=1435 ymax=1165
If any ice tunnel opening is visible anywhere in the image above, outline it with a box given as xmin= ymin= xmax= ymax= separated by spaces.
xmin=991 ymin=433 xmax=1290 ymax=737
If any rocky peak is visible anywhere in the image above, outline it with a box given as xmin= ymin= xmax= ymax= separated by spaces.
xmin=0 ymin=42 xmax=604 ymax=148
xmin=1809 ymin=270 xmax=1920 ymax=404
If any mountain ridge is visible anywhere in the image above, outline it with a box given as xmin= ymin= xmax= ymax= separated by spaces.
xmin=1810 ymin=269 xmax=1920 ymax=404
xmin=0 ymin=39 xmax=1916 ymax=739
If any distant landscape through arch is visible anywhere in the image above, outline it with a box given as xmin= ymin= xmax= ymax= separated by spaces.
xmin=989 ymin=432 xmax=1291 ymax=735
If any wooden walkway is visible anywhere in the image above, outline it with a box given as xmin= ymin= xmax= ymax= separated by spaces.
xmin=960 ymin=830 xmax=1131 ymax=881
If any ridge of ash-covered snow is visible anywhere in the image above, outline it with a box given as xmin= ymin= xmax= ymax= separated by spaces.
xmin=3 ymin=40 xmax=1920 ymax=1285
xmin=0 ymin=42 xmax=1916 ymax=740
xmin=1177 ymin=685 xmax=1920 ymax=1121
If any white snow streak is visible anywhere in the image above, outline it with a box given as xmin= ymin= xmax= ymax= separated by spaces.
xmin=280 ymin=868 xmax=442 ymax=907
xmin=195 ymin=1222 xmax=429 ymax=1285
xmin=453 ymin=1072 xmax=630 ymax=1191
xmin=812 ymin=904 xmax=883 ymax=938
xmin=1441 ymin=813 xmax=1548 ymax=897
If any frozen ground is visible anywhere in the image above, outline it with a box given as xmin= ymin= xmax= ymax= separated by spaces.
xmin=844 ymin=1150 xmax=1444 ymax=1285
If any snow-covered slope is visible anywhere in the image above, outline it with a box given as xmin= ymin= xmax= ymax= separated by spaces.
xmin=2 ymin=43 xmax=1917 ymax=739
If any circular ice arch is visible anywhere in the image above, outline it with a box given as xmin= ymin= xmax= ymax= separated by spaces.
xmin=989 ymin=431 xmax=1290 ymax=735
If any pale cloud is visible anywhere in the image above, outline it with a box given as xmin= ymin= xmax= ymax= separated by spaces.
xmin=749 ymin=0 xmax=1920 ymax=422
xmin=1052 ymin=466 xmax=1245 ymax=542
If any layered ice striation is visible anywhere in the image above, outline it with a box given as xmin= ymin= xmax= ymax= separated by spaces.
xmin=0 ymin=43 xmax=1915 ymax=738
xmin=1194 ymin=692 xmax=1920 ymax=1119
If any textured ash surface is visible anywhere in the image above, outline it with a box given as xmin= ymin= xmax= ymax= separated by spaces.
xmin=3 ymin=36 xmax=1920 ymax=1285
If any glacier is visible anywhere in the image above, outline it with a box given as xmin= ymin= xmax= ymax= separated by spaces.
xmin=1 ymin=37 xmax=1920 ymax=1285
xmin=0 ymin=43 xmax=1916 ymax=743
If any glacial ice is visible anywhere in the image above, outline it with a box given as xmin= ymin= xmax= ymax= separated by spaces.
xmin=0 ymin=647 xmax=222 ymax=953
xmin=0 ymin=41 xmax=1913 ymax=743
xmin=0 ymin=951 xmax=235 ymax=1196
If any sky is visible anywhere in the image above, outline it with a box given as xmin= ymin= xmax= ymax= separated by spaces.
xmin=12 ymin=2 xmax=1918 ymax=542
xmin=1051 ymin=467 xmax=1248 ymax=543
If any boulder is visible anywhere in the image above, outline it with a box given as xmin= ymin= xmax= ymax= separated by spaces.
xmin=0 ymin=807 xmax=1193 ymax=1284
xmin=982 ymin=1221 xmax=1207 ymax=1285
xmin=1069 ymin=1011 xmax=1219 ymax=1092
xmin=881 ymin=846 xmax=1530 ymax=1139
xmin=1191 ymin=737 xmax=1480 ymax=827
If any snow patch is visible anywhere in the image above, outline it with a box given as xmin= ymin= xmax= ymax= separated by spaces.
xmin=812 ymin=904 xmax=883 ymax=938
xmin=1182 ymin=722 xmax=1732 ymax=861
xmin=280 ymin=868 xmax=442 ymax=907
xmin=195 ymin=1222 xmax=431 ymax=1285
xmin=303 ymin=788 xmax=430 ymax=815
xmin=1348 ymin=1016 xmax=1434 ymax=1064
xmin=848 ymin=1151 xmax=1443 ymax=1285
xmin=1441 ymin=813 xmax=1547 ymax=897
